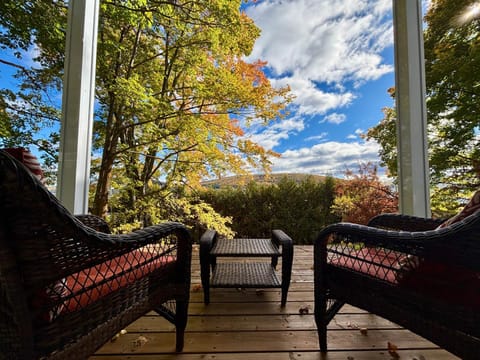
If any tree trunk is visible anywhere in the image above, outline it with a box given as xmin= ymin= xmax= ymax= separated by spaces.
xmin=92 ymin=109 xmax=118 ymax=218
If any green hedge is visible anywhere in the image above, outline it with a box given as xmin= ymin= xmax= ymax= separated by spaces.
xmin=199 ymin=175 xmax=339 ymax=245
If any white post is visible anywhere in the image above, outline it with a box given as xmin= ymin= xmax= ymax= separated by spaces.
xmin=393 ymin=0 xmax=431 ymax=217
xmin=57 ymin=0 xmax=100 ymax=214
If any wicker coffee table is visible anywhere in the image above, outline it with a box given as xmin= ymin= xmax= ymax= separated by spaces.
xmin=200 ymin=229 xmax=293 ymax=306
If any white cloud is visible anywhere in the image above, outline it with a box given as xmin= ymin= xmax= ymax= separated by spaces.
xmin=305 ymin=132 xmax=328 ymax=142
xmin=240 ymin=0 xmax=394 ymax=175
xmin=322 ymin=113 xmax=346 ymax=124
xmin=247 ymin=116 xmax=305 ymax=150
xmin=272 ymin=77 xmax=355 ymax=116
xmin=246 ymin=0 xmax=393 ymax=80
xmin=346 ymin=128 xmax=365 ymax=139
xmin=245 ymin=0 xmax=394 ymax=116
xmin=270 ymin=140 xmax=381 ymax=176
xmin=25 ymin=45 xmax=41 ymax=67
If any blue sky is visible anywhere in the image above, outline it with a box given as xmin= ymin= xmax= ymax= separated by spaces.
xmin=241 ymin=0 xmax=398 ymax=177
xmin=1 ymin=0 xmax=433 ymax=179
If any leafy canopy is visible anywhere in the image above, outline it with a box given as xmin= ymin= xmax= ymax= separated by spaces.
xmin=0 ymin=0 xmax=293 ymax=234
xmin=365 ymin=0 xmax=480 ymax=216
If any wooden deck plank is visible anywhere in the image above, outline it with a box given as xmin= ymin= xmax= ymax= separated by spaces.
xmin=91 ymin=245 xmax=459 ymax=360
xmin=94 ymin=329 xmax=445 ymax=353
xmin=127 ymin=313 xmax=400 ymax=332
xmin=91 ymin=350 xmax=457 ymax=360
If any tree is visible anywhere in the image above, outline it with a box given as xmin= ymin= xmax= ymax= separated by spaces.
xmin=363 ymin=87 xmax=398 ymax=179
xmin=0 ymin=1 xmax=292 ymax=233
xmin=424 ymin=0 xmax=480 ymax=197
xmin=93 ymin=1 xmax=291 ymax=230
xmin=332 ymin=163 xmax=398 ymax=225
xmin=365 ymin=0 xmax=480 ymax=215
xmin=0 ymin=1 xmax=66 ymax=171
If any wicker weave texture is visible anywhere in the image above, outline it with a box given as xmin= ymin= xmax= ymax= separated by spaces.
xmin=200 ymin=230 xmax=293 ymax=306
xmin=314 ymin=212 xmax=480 ymax=360
xmin=211 ymin=262 xmax=281 ymax=288
xmin=0 ymin=150 xmax=193 ymax=359
xmin=211 ymin=238 xmax=280 ymax=256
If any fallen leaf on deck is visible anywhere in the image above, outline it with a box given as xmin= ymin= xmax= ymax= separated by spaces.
xmin=346 ymin=321 xmax=359 ymax=329
xmin=360 ymin=327 xmax=368 ymax=335
xmin=387 ymin=341 xmax=399 ymax=358
xmin=110 ymin=329 xmax=127 ymax=342
xmin=192 ymin=284 xmax=202 ymax=292
xmin=132 ymin=336 xmax=148 ymax=348
xmin=299 ymin=305 xmax=309 ymax=315
xmin=413 ymin=356 xmax=426 ymax=360
xmin=347 ymin=356 xmax=354 ymax=360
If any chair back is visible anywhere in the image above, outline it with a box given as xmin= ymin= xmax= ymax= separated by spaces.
xmin=0 ymin=150 xmax=47 ymax=357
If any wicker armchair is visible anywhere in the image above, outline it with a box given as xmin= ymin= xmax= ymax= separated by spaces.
xmin=314 ymin=213 xmax=480 ymax=360
xmin=0 ymin=150 xmax=192 ymax=359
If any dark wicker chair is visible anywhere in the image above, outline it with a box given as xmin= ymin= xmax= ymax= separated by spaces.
xmin=0 ymin=150 xmax=192 ymax=359
xmin=314 ymin=213 xmax=480 ymax=360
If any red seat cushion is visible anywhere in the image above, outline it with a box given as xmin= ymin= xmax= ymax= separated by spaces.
xmin=63 ymin=249 xmax=175 ymax=313
xmin=328 ymin=247 xmax=399 ymax=284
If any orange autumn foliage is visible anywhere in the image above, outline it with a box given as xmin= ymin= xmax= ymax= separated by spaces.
xmin=333 ymin=163 xmax=398 ymax=225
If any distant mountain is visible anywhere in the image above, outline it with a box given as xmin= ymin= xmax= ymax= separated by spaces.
xmin=202 ymin=173 xmax=330 ymax=188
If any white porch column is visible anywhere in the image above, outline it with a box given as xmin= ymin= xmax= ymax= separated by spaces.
xmin=57 ymin=0 xmax=100 ymax=214
xmin=393 ymin=0 xmax=431 ymax=217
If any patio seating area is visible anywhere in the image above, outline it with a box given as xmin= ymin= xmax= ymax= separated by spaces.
xmin=91 ymin=245 xmax=459 ymax=359
xmin=0 ymin=150 xmax=192 ymax=359
xmin=315 ymin=213 xmax=480 ymax=360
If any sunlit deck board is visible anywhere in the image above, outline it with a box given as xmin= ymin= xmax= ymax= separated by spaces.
xmin=91 ymin=245 xmax=459 ymax=359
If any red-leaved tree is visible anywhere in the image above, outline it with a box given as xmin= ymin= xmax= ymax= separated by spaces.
xmin=332 ymin=163 xmax=398 ymax=225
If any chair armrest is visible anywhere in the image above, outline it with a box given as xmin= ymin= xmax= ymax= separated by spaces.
xmin=59 ymin=221 xmax=191 ymax=277
xmin=315 ymin=217 xmax=480 ymax=271
xmin=367 ymin=213 xmax=444 ymax=231
xmin=316 ymin=222 xmax=437 ymax=254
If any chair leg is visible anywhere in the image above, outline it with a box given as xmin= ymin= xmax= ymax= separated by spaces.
xmin=280 ymin=278 xmax=290 ymax=307
xmin=314 ymin=243 xmax=329 ymax=352
xmin=200 ymin=230 xmax=216 ymax=305
xmin=315 ymin=294 xmax=328 ymax=352
xmin=280 ymin=289 xmax=288 ymax=307
xmin=315 ymin=296 xmax=345 ymax=352
xmin=200 ymin=256 xmax=211 ymax=304
xmin=280 ymin=234 xmax=293 ymax=307
xmin=175 ymin=298 xmax=189 ymax=352
xmin=201 ymin=270 xmax=210 ymax=305
xmin=318 ymin=325 xmax=327 ymax=352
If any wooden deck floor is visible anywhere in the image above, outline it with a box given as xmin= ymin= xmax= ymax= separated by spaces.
xmin=90 ymin=245 xmax=459 ymax=360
